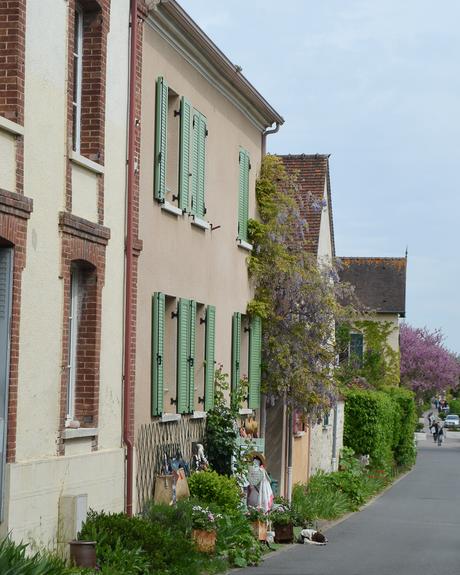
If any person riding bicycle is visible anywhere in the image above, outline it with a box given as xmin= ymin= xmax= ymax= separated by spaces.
xmin=437 ymin=422 xmax=445 ymax=446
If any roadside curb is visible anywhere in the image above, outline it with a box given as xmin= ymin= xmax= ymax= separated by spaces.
xmin=227 ymin=466 xmax=415 ymax=573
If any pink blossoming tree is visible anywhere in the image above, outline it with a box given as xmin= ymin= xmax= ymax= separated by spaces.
xmin=400 ymin=324 xmax=460 ymax=399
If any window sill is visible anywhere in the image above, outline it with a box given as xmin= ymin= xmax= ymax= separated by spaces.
xmin=238 ymin=408 xmax=253 ymax=415
xmin=190 ymin=216 xmax=210 ymax=230
xmin=294 ymin=431 xmax=306 ymax=438
xmin=237 ymin=239 xmax=253 ymax=252
xmin=70 ymin=151 xmax=104 ymax=174
xmin=160 ymin=413 xmax=182 ymax=423
xmin=0 ymin=115 xmax=24 ymax=136
xmin=161 ymin=201 xmax=183 ymax=217
xmin=192 ymin=411 xmax=207 ymax=419
xmin=62 ymin=427 xmax=98 ymax=440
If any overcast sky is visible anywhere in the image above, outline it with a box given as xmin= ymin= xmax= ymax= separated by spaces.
xmin=180 ymin=0 xmax=460 ymax=354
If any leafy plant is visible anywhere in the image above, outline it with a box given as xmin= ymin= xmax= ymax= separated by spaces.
xmin=245 ymin=507 xmax=268 ymax=523
xmin=216 ymin=511 xmax=262 ymax=568
xmin=269 ymin=506 xmax=293 ymax=526
xmin=0 ymin=537 xmax=71 ymax=575
xmin=188 ymin=470 xmax=241 ymax=513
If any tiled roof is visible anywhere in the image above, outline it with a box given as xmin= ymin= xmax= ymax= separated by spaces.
xmin=338 ymin=257 xmax=407 ymax=316
xmin=279 ymin=154 xmax=335 ymax=257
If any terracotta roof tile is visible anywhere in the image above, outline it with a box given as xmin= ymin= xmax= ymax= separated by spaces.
xmin=279 ymin=154 xmax=335 ymax=257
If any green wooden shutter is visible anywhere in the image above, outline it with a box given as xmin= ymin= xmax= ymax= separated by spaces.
xmin=204 ymin=305 xmax=216 ymax=411
xmin=238 ymin=149 xmax=250 ymax=241
xmin=177 ymin=298 xmax=190 ymax=413
xmin=191 ymin=110 xmax=207 ymax=218
xmin=188 ymin=300 xmax=197 ymax=413
xmin=350 ymin=333 xmax=364 ymax=367
xmin=179 ymin=97 xmax=191 ymax=211
xmin=154 ymin=76 xmax=168 ymax=202
xmin=248 ymin=315 xmax=262 ymax=409
xmin=231 ymin=312 xmax=241 ymax=393
xmin=151 ymin=292 xmax=165 ymax=416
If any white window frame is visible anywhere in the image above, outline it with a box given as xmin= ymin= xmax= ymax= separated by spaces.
xmin=72 ymin=4 xmax=83 ymax=153
xmin=67 ymin=268 xmax=80 ymax=424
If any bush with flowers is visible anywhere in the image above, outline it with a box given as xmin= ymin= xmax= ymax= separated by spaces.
xmin=191 ymin=505 xmax=222 ymax=532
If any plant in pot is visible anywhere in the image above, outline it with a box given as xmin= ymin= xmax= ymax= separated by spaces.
xmin=191 ymin=505 xmax=222 ymax=553
xmin=270 ymin=507 xmax=294 ymax=543
xmin=246 ymin=506 xmax=268 ymax=541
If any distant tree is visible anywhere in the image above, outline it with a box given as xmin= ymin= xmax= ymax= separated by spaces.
xmin=400 ymin=324 xmax=460 ymax=399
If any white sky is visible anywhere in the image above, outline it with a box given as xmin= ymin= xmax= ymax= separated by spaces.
xmin=180 ymin=0 xmax=460 ymax=353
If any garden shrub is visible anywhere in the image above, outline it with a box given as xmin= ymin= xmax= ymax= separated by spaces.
xmin=188 ymin=470 xmax=241 ymax=513
xmin=386 ymin=387 xmax=417 ymax=467
xmin=216 ymin=511 xmax=262 ymax=568
xmin=343 ymin=389 xmax=395 ymax=469
xmin=448 ymin=398 xmax=460 ymax=415
xmin=292 ymin=474 xmax=350 ymax=521
xmin=0 ymin=537 xmax=70 ymax=575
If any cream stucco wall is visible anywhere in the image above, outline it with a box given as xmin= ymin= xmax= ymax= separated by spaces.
xmin=4 ymin=0 xmax=129 ymax=543
xmin=308 ymin=401 xmax=344 ymax=476
xmin=0 ymin=130 xmax=16 ymax=192
xmin=136 ymin=24 xmax=264 ymax=426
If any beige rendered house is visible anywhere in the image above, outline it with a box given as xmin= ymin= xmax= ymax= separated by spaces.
xmin=131 ymin=1 xmax=283 ymax=512
xmin=264 ymin=154 xmax=344 ymax=496
xmin=0 ymin=0 xmax=129 ymax=544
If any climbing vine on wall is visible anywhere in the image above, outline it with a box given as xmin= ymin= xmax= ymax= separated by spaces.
xmin=336 ymin=320 xmax=400 ymax=389
xmin=247 ymin=155 xmax=354 ymax=417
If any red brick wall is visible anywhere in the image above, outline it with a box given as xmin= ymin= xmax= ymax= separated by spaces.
xmin=66 ymin=0 xmax=110 ymax=223
xmin=0 ymin=189 xmax=33 ymax=463
xmin=58 ymin=213 xmax=109 ymax=454
xmin=0 ymin=0 xmax=25 ymax=124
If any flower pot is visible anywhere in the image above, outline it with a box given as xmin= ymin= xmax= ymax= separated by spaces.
xmin=192 ymin=529 xmax=216 ymax=553
xmin=69 ymin=540 xmax=97 ymax=568
xmin=274 ymin=523 xmax=294 ymax=543
xmin=251 ymin=520 xmax=267 ymax=541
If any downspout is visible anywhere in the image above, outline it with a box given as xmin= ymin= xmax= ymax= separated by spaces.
xmin=262 ymin=122 xmax=280 ymax=156
xmin=286 ymin=408 xmax=293 ymax=503
xmin=331 ymin=403 xmax=338 ymax=471
xmin=123 ymin=0 xmax=138 ymax=517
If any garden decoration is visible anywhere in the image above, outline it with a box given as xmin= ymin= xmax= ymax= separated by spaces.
xmin=191 ymin=506 xmax=222 ymax=553
xmin=246 ymin=452 xmax=274 ymax=512
xmin=246 ymin=507 xmax=268 ymax=541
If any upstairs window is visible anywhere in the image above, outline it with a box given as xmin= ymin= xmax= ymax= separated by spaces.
xmin=231 ymin=312 xmax=261 ymax=410
xmin=71 ymin=1 xmax=107 ymax=162
xmin=155 ymin=77 xmax=207 ymax=218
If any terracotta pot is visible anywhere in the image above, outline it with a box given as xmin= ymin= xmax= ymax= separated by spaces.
xmin=251 ymin=520 xmax=267 ymax=541
xmin=274 ymin=523 xmax=294 ymax=543
xmin=69 ymin=540 xmax=97 ymax=568
xmin=192 ymin=528 xmax=216 ymax=553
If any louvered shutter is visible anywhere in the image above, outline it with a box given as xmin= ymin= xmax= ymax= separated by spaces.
xmin=231 ymin=312 xmax=241 ymax=393
xmin=248 ymin=315 xmax=262 ymax=409
xmin=204 ymin=305 xmax=216 ymax=411
xmin=179 ymin=97 xmax=191 ymax=211
xmin=238 ymin=149 xmax=250 ymax=241
xmin=154 ymin=76 xmax=168 ymax=202
xmin=151 ymin=292 xmax=165 ymax=416
xmin=191 ymin=110 xmax=207 ymax=218
xmin=350 ymin=333 xmax=364 ymax=367
xmin=177 ymin=298 xmax=190 ymax=413
xmin=187 ymin=300 xmax=197 ymax=413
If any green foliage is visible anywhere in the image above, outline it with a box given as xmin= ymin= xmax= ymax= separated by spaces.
xmin=0 ymin=537 xmax=71 ymax=575
xmin=216 ymin=511 xmax=262 ymax=568
xmin=292 ymin=475 xmax=351 ymax=522
xmin=343 ymin=387 xmax=417 ymax=470
xmin=336 ymin=320 xmax=400 ymax=389
xmin=247 ymin=155 xmax=354 ymax=415
xmin=448 ymin=398 xmax=460 ymax=414
xmin=188 ymin=471 xmax=241 ymax=513
xmin=269 ymin=508 xmax=294 ymax=526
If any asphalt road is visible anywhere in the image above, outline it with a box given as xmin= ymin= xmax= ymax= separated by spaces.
xmin=238 ymin=431 xmax=460 ymax=574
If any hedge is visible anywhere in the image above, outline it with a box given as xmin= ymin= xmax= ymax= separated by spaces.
xmin=343 ymin=387 xmax=416 ymax=470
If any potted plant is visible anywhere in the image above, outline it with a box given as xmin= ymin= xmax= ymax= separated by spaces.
xmin=270 ymin=508 xmax=294 ymax=543
xmin=191 ymin=505 xmax=221 ymax=553
xmin=246 ymin=506 xmax=268 ymax=541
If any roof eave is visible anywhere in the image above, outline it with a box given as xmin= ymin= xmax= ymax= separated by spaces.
xmin=151 ymin=0 xmax=284 ymax=129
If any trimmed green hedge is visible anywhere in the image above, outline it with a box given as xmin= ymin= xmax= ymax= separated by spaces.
xmin=343 ymin=387 xmax=416 ymax=470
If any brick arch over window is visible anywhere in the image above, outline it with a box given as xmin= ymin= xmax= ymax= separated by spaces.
xmin=59 ymin=212 xmax=109 ymax=454
xmin=0 ymin=191 xmax=33 ymax=463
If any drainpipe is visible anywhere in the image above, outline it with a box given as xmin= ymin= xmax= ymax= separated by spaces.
xmin=331 ymin=403 xmax=338 ymax=471
xmin=286 ymin=408 xmax=293 ymax=503
xmin=262 ymin=122 xmax=280 ymax=156
xmin=123 ymin=0 xmax=139 ymax=517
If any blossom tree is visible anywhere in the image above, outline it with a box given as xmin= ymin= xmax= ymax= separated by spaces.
xmin=247 ymin=156 xmax=354 ymax=416
xmin=400 ymin=324 xmax=460 ymax=399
